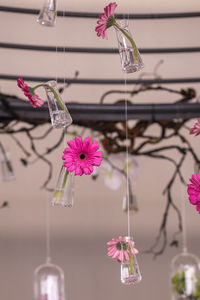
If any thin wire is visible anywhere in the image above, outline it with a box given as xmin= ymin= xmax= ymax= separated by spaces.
xmin=45 ymin=197 xmax=51 ymax=263
xmin=55 ymin=6 xmax=58 ymax=83
xmin=180 ymin=182 xmax=188 ymax=253
xmin=124 ymin=75 xmax=131 ymax=238
xmin=62 ymin=8 xmax=66 ymax=88
xmin=122 ymin=8 xmax=131 ymax=238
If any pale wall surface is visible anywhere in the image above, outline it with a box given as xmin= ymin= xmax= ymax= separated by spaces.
xmin=0 ymin=1 xmax=200 ymax=300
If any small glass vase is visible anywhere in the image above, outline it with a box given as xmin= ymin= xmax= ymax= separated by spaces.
xmin=121 ymin=236 xmax=142 ymax=285
xmin=52 ymin=165 xmax=75 ymax=208
xmin=45 ymin=80 xmax=72 ymax=129
xmin=122 ymin=179 xmax=138 ymax=213
xmin=34 ymin=261 xmax=66 ymax=300
xmin=37 ymin=0 xmax=57 ymax=27
xmin=170 ymin=252 xmax=200 ymax=300
xmin=115 ymin=20 xmax=144 ymax=73
xmin=0 ymin=144 xmax=15 ymax=181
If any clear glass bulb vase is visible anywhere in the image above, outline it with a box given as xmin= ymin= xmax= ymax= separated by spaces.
xmin=115 ymin=20 xmax=144 ymax=73
xmin=34 ymin=261 xmax=66 ymax=300
xmin=0 ymin=144 xmax=15 ymax=181
xmin=170 ymin=252 xmax=200 ymax=300
xmin=37 ymin=0 xmax=57 ymax=27
xmin=120 ymin=236 xmax=142 ymax=285
xmin=52 ymin=165 xmax=75 ymax=208
xmin=45 ymin=81 xmax=72 ymax=129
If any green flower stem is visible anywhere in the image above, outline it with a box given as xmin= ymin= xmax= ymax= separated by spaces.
xmin=33 ymin=84 xmax=68 ymax=112
xmin=113 ymin=22 xmax=139 ymax=62
xmin=53 ymin=0 xmax=56 ymax=17
xmin=53 ymin=170 xmax=68 ymax=199
xmin=128 ymin=244 xmax=134 ymax=275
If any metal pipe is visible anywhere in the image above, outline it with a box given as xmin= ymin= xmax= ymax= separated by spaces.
xmin=0 ymin=95 xmax=200 ymax=121
xmin=1 ymin=74 xmax=200 ymax=85
xmin=1 ymin=42 xmax=200 ymax=54
xmin=0 ymin=6 xmax=200 ymax=19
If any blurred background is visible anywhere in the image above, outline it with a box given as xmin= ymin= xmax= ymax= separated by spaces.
xmin=0 ymin=1 xmax=200 ymax=300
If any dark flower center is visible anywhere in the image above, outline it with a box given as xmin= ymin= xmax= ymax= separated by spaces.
xmin=116 ymin=241 xmax=128 ymax=251
xmin=79 ymin=153 xmax=86 ymax=160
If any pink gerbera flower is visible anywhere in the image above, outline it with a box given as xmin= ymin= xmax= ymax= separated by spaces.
xmin=62 ymin=136 xmax=103 ymax=176
xmin=29 ymin=94 xmax=44 ymax=108
xmin=190 ymin=120 xmax=200 ymax=136
xmin=196 ymin=204 xmax=200 ymax=214
xmin=107 ymin=236 xmax=138 ymax=262
xmin=17 ymin=77 xmax=31 ymax=97
xmin=187 ymin=173 xmax=200 ymax=206
xmin=17 ymin=77 xmax=44 ymax=108
xmin=95 ymin=2 xmax=117 ymax=39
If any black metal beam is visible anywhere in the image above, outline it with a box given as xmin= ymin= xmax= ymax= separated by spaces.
xmin=1 ymin=6 xmax=200 ymax=19
xmin=0 ymin=95 xmax=200 ymax=121
xmin=1 ymin=42 xmax=200 ymax=54
xmin=1 ymin=74 xmax=200 ymax=85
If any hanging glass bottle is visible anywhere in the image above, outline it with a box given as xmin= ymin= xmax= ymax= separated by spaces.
xmin=45 ymin=81 xmax=72 ymax=129
xmin=0 ymin=143 xmax=15 ymax=181
xmin=115 ymin=20 xmax=144 ymax=73
xmin=122 ymin=178 xmax=138 ymax=213
xmin=37 ymin=0 xmax=57 ymax=27
xmin=170 ymin=182 xmax=200 ymax=300
xmin=34 ymin=259 xmax=66 ymax=300
xmin=120 ymin=236 xmax=142 ymax=285
xmin=170 ymin=252 xmax=200 ymax=300
xmin=52 ymin=165 xmax=75 ymax=208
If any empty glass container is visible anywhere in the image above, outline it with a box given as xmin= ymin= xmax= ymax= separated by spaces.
xmin=0 ymin=144 xmax=15 ymax=181
xmin=34 ymin=261 xmax=66 ymax=300
xmin=37 ymin=0 xmax=57 ymax=27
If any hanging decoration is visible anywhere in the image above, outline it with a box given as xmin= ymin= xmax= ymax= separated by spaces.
xmin=51 ymin=136 xmax=103 ymax=207
xmin=44 ymin=80 xmax=72 ymax=129
xmin=122 ymin=178 xmax=138 ymax=213
xmin=114 ymin=19 xmax=144 ymax=73
xmin=105 ymin=0 xmax=142 ymax=278
xmin=34 ymin=260 xmax=66 ymax=300
xmin=171 ymin=182 xmax=200 ymax=300
xmin=52 ymin=165 xmax=75 ymax=208
xmin=95 ymin=2 xmax=144 ymax=73
xmin=4 ymin=80 xmax=197 ymax=255
xmin=62 ymin=136 xmax=103 ymax=176
xmin=34 ymin=197 xmax=66 ymax=300
xmin=187 ymin=174 xmax=200 ymax=214
xmin=37 ymin=0 xmax=57 ymax=27
xmin=107 ymin=236 xmax=142 ymax=284
xmin=99 ymin=153 xmax=139 ymax=212
xmin=171 ymin=253 xmax=200 ymax=300
xmin=17 ymin=77 xmax=44 ymax=108
xmin=0 ymin=142 xmax=15 ymax=181
xmin=187 ymin=121 xmax=200 ymax=214
xmin=17 ymin=78 xmax=72 ymax=129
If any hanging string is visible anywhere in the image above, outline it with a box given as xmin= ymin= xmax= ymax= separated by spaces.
xmin=55 ymin=5 xmax=58 ymax=83
xmin=122 ymin=8 xmax=131 ymax=238
xmin=62 ymin=7 xmax=67 ymax=148
xmin=180 ymin=182 xmax=188 ymax=253
xmin=62 ymin=8 xmax=66 ymax=89
xmin=124 ymin=75 xmax=131 ymax=238
xmin=45 ymin=197 xmax=51 ymax=263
